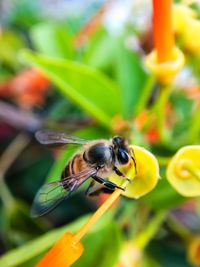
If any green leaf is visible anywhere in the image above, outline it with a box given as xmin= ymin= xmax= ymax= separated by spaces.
xmin=0 ymin=212 xmax=113 ymax=267
xmin=141 ymin=177 xmax=185 ymax=210
xmin=147 ymin=241 xmax=191 ymax=267
xmin=72 ymin=223 xmax=122 ymax=267
xmin=84 ymin=28 xmax=116 ymax=70
xmin=0 ymin=31 xmax=25 ymax=70
xmin=30 ymin=22 xmax=75 ymax=59
xmin=114 ymin=39 xmax=147 ymax=118
xmin=20 ymin=50 xmax=122 ymax=128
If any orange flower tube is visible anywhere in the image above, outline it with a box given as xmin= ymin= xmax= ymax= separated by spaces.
xmin=36 ymin=232 xmax=84 ymax=267
xmin=36 ymin=186 xmax=128 ymax=267
xmin=152 ymin=0 xmax=174 ymax=63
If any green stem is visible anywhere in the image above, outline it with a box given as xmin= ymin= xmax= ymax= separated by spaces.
xmin=152 ymin=85 xmax=172 ymax=144
xmin=134 ymin=76 xmax=155 ymax=116
xmin=133 ymin=210 xmax=167 ymax=249
xmin=168 ymin=215 xmax=191 ymax=242
xmin=0 ymin=178 xmax=15 ymax=208
xmin=156 ymin=156 xmax=171 ymax=167
xmin=188 ymin=104 xmax=200 ymax=144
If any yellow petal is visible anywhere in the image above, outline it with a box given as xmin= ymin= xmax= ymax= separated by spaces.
xmin=173 ymin=4 xmax=197 ymax=34
xmin=109 ymin=145 xmax=160 ymax=199
xmin=166 ymin=145 xmax=200 ymax=197
xmin=144 ymin=47 xmax=185 ymax=84
xmin=187 ymin=236 xmax=200 ymax=267
xmin=183 ymin=18 xmax=200 ymax=54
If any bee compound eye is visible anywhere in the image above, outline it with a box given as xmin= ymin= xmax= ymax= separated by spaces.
xmin=117 ymin=149 xmax=129 ymax=164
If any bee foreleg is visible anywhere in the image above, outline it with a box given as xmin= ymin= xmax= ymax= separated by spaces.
xmin=87 ymin=187 xmax=114 ymax=196
xmin=113 ymin=166 xmax=131 ymax=182
xmin=85 ymin=180 xmax=95 ymax=196
xmin=92 ymin=175 xmax=125 ymax=191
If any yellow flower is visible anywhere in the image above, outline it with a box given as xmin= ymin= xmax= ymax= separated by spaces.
xmin=109 ymin=145 xmax=160 ymax=198
xmin=188 ymin=236 xmax=200 ymax=266
xmin=145 ymin=47 xmax=185 ymax=84
xmin=166 ymin=146 xmax=200 ymax=197
xmin=173 ymin=4 xmax=197 ymax=34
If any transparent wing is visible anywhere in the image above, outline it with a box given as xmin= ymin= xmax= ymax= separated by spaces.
xmin=31 ymin=167 xmax=97 ymax=217
xmin=35 ymin=130 xmax=90 ymax=148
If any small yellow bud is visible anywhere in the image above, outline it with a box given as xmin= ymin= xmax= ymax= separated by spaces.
xmin=144 ymin=47 xmax=185 ymax=84
xmin=166 ymin=146 xmax=200 ymax=197
xmin=183 ymin=18 xmax=200 ymax=53
xmin=188 ymin=236 xmax=200 ymax=267
xmin=173 ymin=4 xmax=197 ymax=34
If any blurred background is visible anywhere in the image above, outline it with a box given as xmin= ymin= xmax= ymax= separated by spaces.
xmin=0 ymin=0 xmax=200 ymax=266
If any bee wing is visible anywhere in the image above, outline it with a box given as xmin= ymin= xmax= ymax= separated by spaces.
xmin=35 ymin=130 xmax=90 ymax=148
xmin=31 ymin=167 xmax=97 ymax=217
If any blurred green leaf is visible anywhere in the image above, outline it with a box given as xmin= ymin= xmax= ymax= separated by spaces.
xmin=147 ymin=241 xmax=190 ymax=267
xmin=0 ymin=212 xmax=113 ymax=267
xmin=30 ymin=22 xmax=75 ymax=59
xmin=171 ymin=93 xmax=193 ymax=144
xmin=114 ymin=39 xmax=147 ymax=118
xmin=2 ymin=200 xmax=46 ymax=246
xmin=9 ymin=0 xmax=41 ymax=28
xmin=0 ymin=31 xmax=25 ymax=70
xmin=141 ymin=177 xmax=186 ymax=210
xmin=72 ymin=222 xmax=122 ymax=267
xmin=20 ymin=50 xmax=123 ymax=128
xmin=83 ymin=28 xmax=116 ymax=70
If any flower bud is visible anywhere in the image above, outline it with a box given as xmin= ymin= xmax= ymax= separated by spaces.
xmin=167 ymin=146 xmax=200 ymax=197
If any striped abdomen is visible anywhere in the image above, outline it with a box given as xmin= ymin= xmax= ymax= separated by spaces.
xmin=61 ymin=153 xmax=85 ymax=180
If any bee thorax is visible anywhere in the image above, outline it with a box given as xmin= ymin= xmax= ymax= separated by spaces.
xmin=83 ymin=142 xmax=113 ymax=167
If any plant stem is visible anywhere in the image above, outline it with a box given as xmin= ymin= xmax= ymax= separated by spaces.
xmin=133 ymin=210 xmax=167 ymax=249
xmin=188 ymin=104 xmax=200 ymax=143
xmin=134 ymin=76 xmax=155 ymax=116
xmin=156 ymin=156 xmax=171 ymax=167
xmin=153 ymin=85 xmax=172 ymax=144
xmin=168 ymin=214 xmax=192 ymax=242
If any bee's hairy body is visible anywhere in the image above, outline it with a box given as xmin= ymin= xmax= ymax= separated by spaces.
xmin=32 ymin=130 xmax=137 ymax=217
xmin=61 ymin=140 xmax=114 ymax=181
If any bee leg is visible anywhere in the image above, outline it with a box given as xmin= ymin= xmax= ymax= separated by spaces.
xmin=85 ymin=180 xmax=114 ymax=196
xmin=92 ymin=175 xmax=125 ymax=191
xmin=113 ymin=166 xmax=131 ymax=182
xmin=85 ymin=180 xmax=95 ymax=196
xmin=88 ymin=187 xmax=114 ymax=196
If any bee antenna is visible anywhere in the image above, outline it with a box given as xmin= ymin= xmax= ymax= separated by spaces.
xmin=131 ymin=156 xmax=137 ymax=173
xmin=130 ymin=149 xmax=137 ymax=174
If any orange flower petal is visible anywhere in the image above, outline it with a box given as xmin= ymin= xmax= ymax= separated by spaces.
xmin=152 ymin=0 xmax=174 ymax=63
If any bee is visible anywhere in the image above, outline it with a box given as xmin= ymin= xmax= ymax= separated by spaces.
xmin=31 ymin=130 xmax=136 ymax=217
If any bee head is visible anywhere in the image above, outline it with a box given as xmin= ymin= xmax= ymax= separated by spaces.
xmin=112 ymin=136 xmax=130 ymax=165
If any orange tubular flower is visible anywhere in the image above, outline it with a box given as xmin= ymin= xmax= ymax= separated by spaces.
xmin=152 ymin=0 xmax=174 ymax=63
xmin=36 ymin=232 xmax=84 ymax=267
xmin=145 ymin=0 xmax=185 ymax=84
xmin=36 ymin=187 xmax=127 ymax=267
xmin=74 ymin=4 xmax=108 ymax=48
